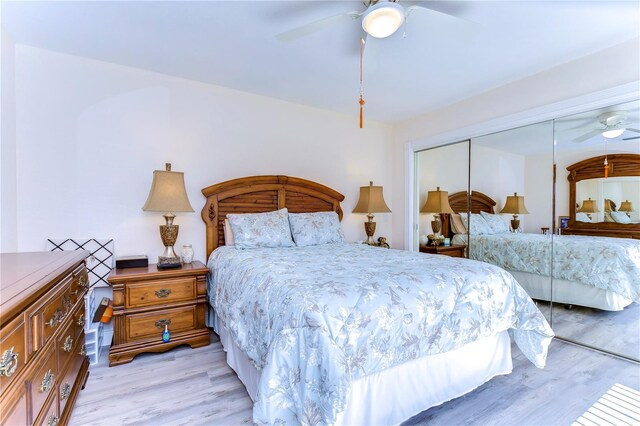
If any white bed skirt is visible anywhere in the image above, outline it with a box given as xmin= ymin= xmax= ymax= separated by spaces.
xmin=509 ymin=270 xmax=633 ymax=311
xmin=212 ymin=312 xmax=513 ymax=425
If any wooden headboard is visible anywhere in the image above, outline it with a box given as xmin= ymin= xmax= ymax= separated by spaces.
xmin=441 ymin=191 xmax=497 ymax=238
xmin=201 ymin=175 xmax=345 ymax=259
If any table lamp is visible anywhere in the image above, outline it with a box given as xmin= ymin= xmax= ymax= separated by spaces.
xmin=500 ymin=192 xmax=529 ymax=232
xmin=352 ymin=181 xmax=391 ymax=245
xmin=619 ymin=200 xmax=634 ymax=218
xmin=420 ymin=187 xmax=454 ymax=237
xmin=577 ymin=197 xmax=599 ymax=220
xmin=142 ymin=163 xmax=194 ymax=269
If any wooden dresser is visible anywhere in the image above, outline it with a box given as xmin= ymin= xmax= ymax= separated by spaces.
xmin=1 ymin=251 xmax=90 ymax=426
xmin=107 ymin=261 xmax=210 ymax=366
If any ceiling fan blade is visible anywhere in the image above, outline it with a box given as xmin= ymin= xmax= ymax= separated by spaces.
xmin=625 ymin=128 xmax=640 ymax=134
xmin=622 ymin=136 xmax=640 ymax=141
xmin=571 ymin=129 xmax=604 ymax=143
xmin=405 ymin=5 xmax=480 ymax=30
xmin=276 ymin=11 xmax=361 ymax=42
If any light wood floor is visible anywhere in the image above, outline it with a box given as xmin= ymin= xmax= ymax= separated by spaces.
xmin=70 ymin=334 xmax=640 ymax=426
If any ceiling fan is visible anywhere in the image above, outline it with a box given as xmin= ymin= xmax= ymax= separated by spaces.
xmin=571 ymin=111 xmax=640 ymax=143
xmin=276 ymin=0 xmax=477 ymax=42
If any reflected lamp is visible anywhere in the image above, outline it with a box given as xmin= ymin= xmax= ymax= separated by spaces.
xmin=577 ymin=197 xmax=600 ymax=220
xmin=619 ymin=200 xmax=634 ymax=217
xmin=420 ymin=187 xmax=454 ymax=238
xmin=500 ymin=192 xmax=529 ymax=232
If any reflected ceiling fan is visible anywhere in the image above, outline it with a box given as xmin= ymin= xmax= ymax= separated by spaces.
xmin=276 ymin=0 xmax=477 ymax=42
xmin=572 ymin=111 xmax=640 ymax=143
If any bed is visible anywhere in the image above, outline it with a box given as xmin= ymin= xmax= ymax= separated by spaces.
xmin=446 ymin=191 xmax=640 ymax=312
xmin=201 ymin=176 xmax=553 ymax=425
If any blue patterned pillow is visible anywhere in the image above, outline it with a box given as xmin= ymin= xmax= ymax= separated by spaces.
xmin=227 ymin=208 xmax=295 ymax=249
xmin=288 ymin=212 xmax=345 ymax=247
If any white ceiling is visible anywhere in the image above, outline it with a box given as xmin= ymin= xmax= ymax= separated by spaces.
xmin=2 ymin=1 xmax=639 ymax=123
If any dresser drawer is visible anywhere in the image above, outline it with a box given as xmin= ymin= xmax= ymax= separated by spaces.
xmin=59 ymin=333 xmax=85 ymax=416
xmin=56 ymin=319 xmax=75 ymax=373
xmin=69 ymin=266 xmax=89 ymax=307
xmin=72 ymin=304 xmax=85 ymax=341
xmin=0 ymin=316 xmax=26 ymax=395
xmin=27 ymin=346 xmax=57 ymax=422
xmin=0 ymin=383 xmax=27 ymax=426
xmin=34 ymin=392 xmax=58 ymax=426
xmin=125 ymin=305 xmax=197 ymax=342
xmin=35 ymin=280 xmax=73 ymax=351
xmin=125 ymin=277 xmax=197 ymax=309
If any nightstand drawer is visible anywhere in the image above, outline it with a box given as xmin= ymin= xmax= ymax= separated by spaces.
xmin=125 ymin=277 xmax=197 ymax=309
xmin=125 ymin=306 xmax=197 ymax=342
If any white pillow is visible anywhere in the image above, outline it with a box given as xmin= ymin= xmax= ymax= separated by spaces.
xmin=449 ymin=213 xmax=467 ymax=234
xmin=460 ymin=212 xmax=492 ymax=235
xmin=223 ymin=219 xmax=235 ymax=246
xmin=611 ymin=211 xmax=632 ymax=224
xmin=480 ymin=212 xmax=510 ymax=234
xmin=288 ymin=212 xmax=345 ymax=247
xmin=227 ymin=208 xmax=295 ymax=249
xmin=575 ymin=212 xmax=592 ymax=223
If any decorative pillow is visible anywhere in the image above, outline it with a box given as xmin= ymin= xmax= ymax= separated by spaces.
xmin=480 ymin=211 xmax=510 ymax=234
xmin=460 ymin=212 xmax=492 ymax=235
xmin=611 ymin=211 xmax=632 ymax=224
xmin=227 ymin=208 xmax=295 ymax=249
xmin=223 ymin=219 xmax=235 ymax=246
xmin=449 ymin=213 xmax=467 ymax=234
xmin=576 ymin=212 xmax=592 ymax=223
xmin=288 ymin=211 xmax=345 ymax=247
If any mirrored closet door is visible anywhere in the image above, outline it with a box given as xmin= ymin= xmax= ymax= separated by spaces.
xmin=469 ymin=122 xmax=555 ymax=323
xmin=552 ymin=99 xmax=640 ymax=361
xmin=414 ymin=141 xmax=470 ymax=254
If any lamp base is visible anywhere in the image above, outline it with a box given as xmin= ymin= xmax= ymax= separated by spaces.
xmin=158 ymin=213 xmax=182 ymax=269
xmin=364 ymin=220 xmax=377 ymax=245
xmin=157 ymin=256 xmax=182 ymax=269
xmin=510 ymin=215 xmax=520 ymax=232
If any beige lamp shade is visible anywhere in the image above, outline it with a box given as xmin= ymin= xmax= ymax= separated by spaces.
xmin=500 ymin=193 xmax=530 ymax=215
xmin=619 ymin=200 xmax=634 ymax=212
xmin=577 ymin=198 xmax=600 ymax=213
xmin=142 ymin=164 xmax=194 ymax=213
xmin=352 ymin=181 xmax=391 ymax=214
xmin=420 ymin=187 xmax=454 ymax=214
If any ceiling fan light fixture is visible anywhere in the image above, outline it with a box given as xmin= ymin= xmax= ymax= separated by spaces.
xmin=602 ymin=127 xmax=625 ymax=139
xmin=362 ymin=1 xmax=405 ymax=38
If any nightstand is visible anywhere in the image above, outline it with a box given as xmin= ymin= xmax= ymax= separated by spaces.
xmin=107 ymin=261 xmax=210 ymax=366
xmin=419 ymin=244 xmax=466 ymax=258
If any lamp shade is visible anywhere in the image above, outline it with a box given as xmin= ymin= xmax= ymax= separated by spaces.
xmin=577 ymin=198 xmax=599 ymax=213
xmin=420 ymin=187 xmax=454 ymax=214
xmin=352 ymin=181 xmax=391 ymax=214
xmin=619 ymin=200 xmax=634 ymax=212
xmin=142 ymin=164 xmax=194 ymax=213
xmin=500 ymin=193 xmax=530 ymax=215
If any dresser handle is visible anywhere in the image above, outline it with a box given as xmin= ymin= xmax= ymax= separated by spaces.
xmin=62 ymin=295 xmax=72 ymax=312
xmin=155 ymin=288 xmax=172 ymax=298
xmin=78 ymin=276 xmax=87 ymax=288
xmin=79 ymin=344 xmax=87 ymax=357
xmin=46 ymin=309 xmax=63 ymax=327
xmin=47 ymin=414 xmax=58 ymax=426
xmin=40 ymin=369 xmax=54 ymax=393
xmin=77 ymin=314 xmax=85 ymax=328
xmin=63 ymin=336 xmax=73 ymax=353
xmin=155 ymin=319 xmax=171 ymax=329
xmin=0 ymin=347 xmax=19 ymax=377
xmin=61 ymin=382 xmax=72 ymax=401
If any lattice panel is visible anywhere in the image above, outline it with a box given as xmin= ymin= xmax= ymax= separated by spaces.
xmin=46 ymin=238 xmax=114 ymax=288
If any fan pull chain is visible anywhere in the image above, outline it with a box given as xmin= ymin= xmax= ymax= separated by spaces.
xmin=604 ymin=138 xmax=609 ymax=178
xmin=359 ymin=36 xmax=365 ymax=129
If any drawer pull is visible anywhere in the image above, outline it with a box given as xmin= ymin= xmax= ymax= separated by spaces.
xmin=0 ymin=347 xmax=19 ymax=377
xmin=77 ymin=314 xmax=85 ymax=328
xmin=78 ymin=276 xmax=88 ymax=288
xmin=63 ymin=335 xmax=74 ymax=352
xmin=62 ymin=295 xmax=72 ymax=312
xmin=155 ymin=319 xmax=171 ymax=329
xmin=46 ymin=309 xmax=64 ymax=327
xmin=79 ymin=344 xmax=87 ymax=357
xmin=47 ymin=414 xmax=58 ymax=426
xmin=40 ymin=369 xmax=54 ymax=393
xmin=61 ymin=382 xmax=72 ymax=400
xmin=155 ymin=288 xmax=172 ymax=298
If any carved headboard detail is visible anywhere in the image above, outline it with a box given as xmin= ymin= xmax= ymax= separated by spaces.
xmin=440 ymin=191 xmax=497 ymax=238
xmin=201 ymin=175 xmax=345 ymax=259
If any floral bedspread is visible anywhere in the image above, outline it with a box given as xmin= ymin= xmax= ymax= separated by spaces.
xmin=453 ymin=233 xmax=640 ymax=302
xmin=207 ymin=243 xmax=553 ymax=425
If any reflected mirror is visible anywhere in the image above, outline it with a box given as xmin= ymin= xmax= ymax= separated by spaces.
xmin=553 ymin=99 xmax=640 ymax=361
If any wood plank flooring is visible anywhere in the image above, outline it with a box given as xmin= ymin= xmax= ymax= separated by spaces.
xmin=70 ymin=334 xmax=640 ymax=426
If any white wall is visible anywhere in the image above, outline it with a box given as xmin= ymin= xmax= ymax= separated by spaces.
xmin=392 ymin=38 xmax=640 ymax=247
xmin=11 ymin=46 xmax=394 ymax=260
xmin=1 ymin=29 xmax=18 ymax=251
